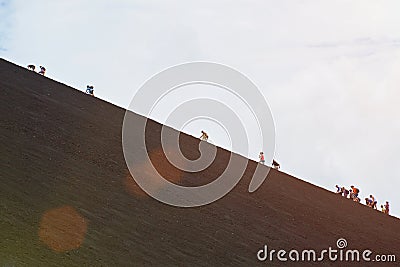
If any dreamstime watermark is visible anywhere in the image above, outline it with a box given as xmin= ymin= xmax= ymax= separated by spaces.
xmin=122 ymin=62 xmax=275 ymax=207
xmin=257 ymin=238 xmax=397 ymax=263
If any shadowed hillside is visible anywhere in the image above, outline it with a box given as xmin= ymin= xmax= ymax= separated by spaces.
xmin=1 ymin=59 xmax=399 ymax=266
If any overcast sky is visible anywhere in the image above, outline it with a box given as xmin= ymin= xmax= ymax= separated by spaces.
xmin=1 ymin=0 xmax=400 ymax=217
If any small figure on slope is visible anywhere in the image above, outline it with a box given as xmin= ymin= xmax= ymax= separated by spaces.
xmin=272 ymin=159 xmax=280 ymax=170
xmin=259 ymin=152 xmax=265 ymax=165
xmin=86 ymin=85 xmax=94 ymax=96
xmin=38 ymin=66 xmax=46 ymax=75
xmin=200 ymin=130 xmax=208 ymax=141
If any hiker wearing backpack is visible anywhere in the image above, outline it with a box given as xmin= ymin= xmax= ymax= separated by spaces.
xmin=369 ymin=195 xmax=377 ymax=209
xmin=86 ymin=85 xmax=94 ymax=96
xmin=350 ymin=185 xmax=359 ymax=200
xmin=38 ymin=66 xmax=46 ymax=75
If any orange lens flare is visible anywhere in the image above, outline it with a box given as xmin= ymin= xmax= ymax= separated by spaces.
xmin=39 ymin=205 xmax=88 ymax=253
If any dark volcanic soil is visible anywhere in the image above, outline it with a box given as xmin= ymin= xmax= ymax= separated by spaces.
xmin=1 ymin=59 xmax=399 ymax=266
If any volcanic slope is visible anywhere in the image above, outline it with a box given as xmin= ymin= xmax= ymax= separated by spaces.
xmin=1 ymin=59 xmax=399 ymax=266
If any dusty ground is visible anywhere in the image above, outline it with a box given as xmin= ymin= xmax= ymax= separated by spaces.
xmin=1 ymin=59 xmax=399 ymax=266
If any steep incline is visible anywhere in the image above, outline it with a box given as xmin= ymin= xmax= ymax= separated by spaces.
xmin=1 ymin=59 xmax=399 ymax=266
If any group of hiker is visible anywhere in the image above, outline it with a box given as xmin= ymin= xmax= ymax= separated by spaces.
xmin=27 ymin=64 xmax=46 ymax=75
xmin=335 ymin=185 xmax=390 ymax=215
xmin=202 ymin=131 xmax=394 ymax=215
xmin=259 ymin=152 xmax=280 ymax=169
xmin=22 ymin=64 xmax=395 ymax=217
xmin=199 ymin=131 xmax=281 ymax=170
xmin=26 ymin=65 xmax=94 ymax=96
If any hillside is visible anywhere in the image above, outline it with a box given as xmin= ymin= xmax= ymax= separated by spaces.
xmin=0 ymin=58 xmax=399 ymax=266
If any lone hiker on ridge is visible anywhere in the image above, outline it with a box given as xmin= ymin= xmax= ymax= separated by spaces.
xmin=86 ymin=85 xmax=94 ymax=96
xmin=200 ymin=130 xmax=208 ymax=141
xmin=259 ymin=152 xmax=265 ymax=164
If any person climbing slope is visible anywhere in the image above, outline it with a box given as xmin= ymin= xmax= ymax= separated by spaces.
xmin=335 ymin=185 xmax=343 ymax=195
xmin=369 ymin=195 xmax=377 ymax=209
xmin=38 ymin=66 xmax=46 ymax=75
xmin=259 ymin=152 xmax=265 ymax=164
xmin=380 ymin=205 xmax=386 ymax=213
xmin=365 ymin=197 xmax=372 ymax=207
xmin=86 ymin=85 xmax=94 ymax=96
xmin=384 ymin=201 xmax=390 ymax=215
xmin=350 ymin=185 xmax=359 ymax=200
xmin=272 ymin=159 xmax=280 ymax=170
xmin=200 ymin=130 xmax=208 ymax=141
xmin=342 ymin=187 xmax=349 ymax=198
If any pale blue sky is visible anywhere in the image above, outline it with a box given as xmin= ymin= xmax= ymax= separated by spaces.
xmin=1 ymin=0 xmax=400 ymax=217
